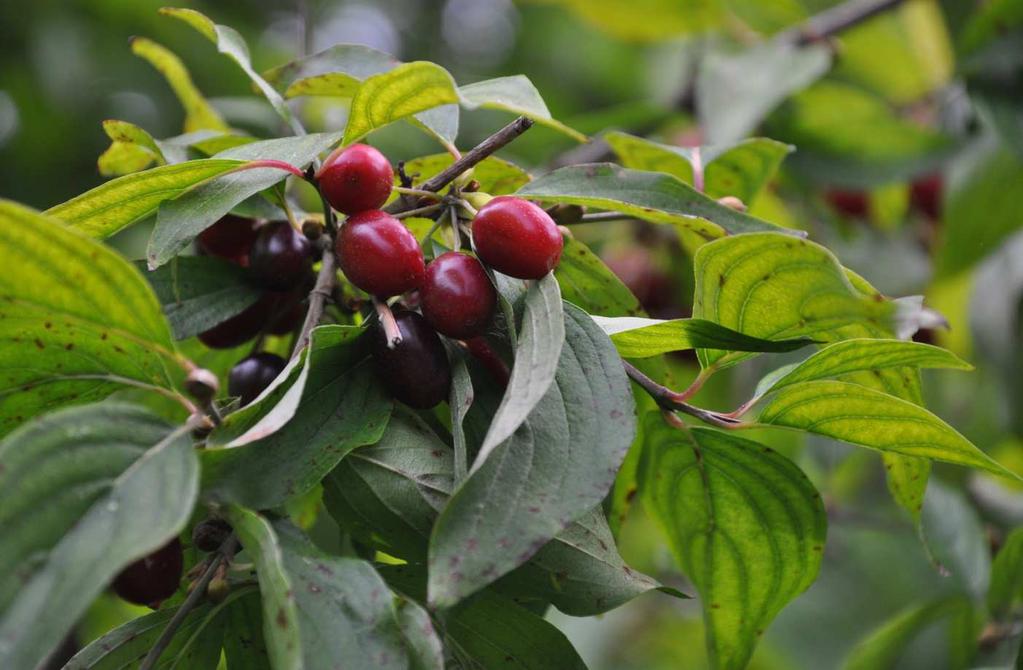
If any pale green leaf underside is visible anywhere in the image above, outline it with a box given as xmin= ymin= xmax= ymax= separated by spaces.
xmin=0 ymin=201 xmax=180 ymax=434
xmin=642 ymin=419 xmax=826 ymax=670
xmin=0 ymin=403 xmax=198 ymax=670
xmin=472 ymin=274 xmax=564 ymax=471
xmin=755 ymin=380 xmax=1018 ymax=479
xmin=458 ymin=75 xmax=587 ymax=142
xmin=591 ymin=315 xmax=814 ymax=358
xmin=98 ymin=120 xmax=167 ymax=177
xmin=517 ymin=163 xmax=794 ymax=241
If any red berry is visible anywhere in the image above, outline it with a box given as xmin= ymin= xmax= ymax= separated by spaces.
xmin=249 ymin=221 xmax=313 ymax=290
xmin=370 ymin=310 xmax=451 ymax=409
xmin=335 ymin=210 xmax=425 ymax=297
xmin=910 ymin=173 xmax=942 ymax=220
xmin=195 ymin=215 xmax=258 ymax=266
xmin=228 ymin=352 xmax=287 ymax=405
xmin=317 ymin=143 xmax=394 ymax=215
xmin=825 ymin=189 xmax=869 ymax=219
xmin=420 ymin=252 xmax=496 ymax=339
xmin=471 ymin=196 xmax=563 ymax=279
xmin=112 ymin=538 xmax=183 ymax=606
xmin=264 ymin=289 xmax=307 ymax=336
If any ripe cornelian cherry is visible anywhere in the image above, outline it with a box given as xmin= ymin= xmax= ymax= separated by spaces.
xmin=198 ymin=298 xmax=271 ymax=349
xmin=825 ymin=189 xmax=869 ymax=219
xmin=195 ymin=214 xmax=259 ymax=266
xmin=910 ymin=173 xmax=942 ymax=220
xmin=336 ymin=210 xmax=425 ymax=297
xmin=112 ymin=538 xmax=183 ymax=606
xmin=471 ymin=196 xmax=563 ymax=279
xmin=249 ymin=221 xmax=313 ymax=290
xmin=371 ymin=310 xmax=451 ymax=409
xmin=317 ymin=143 xmax=394 ymax=215
xmin=228 ymin=352 xmax=287 ymax=405
xmin=420 ymin=252 xmax=496 ymax=339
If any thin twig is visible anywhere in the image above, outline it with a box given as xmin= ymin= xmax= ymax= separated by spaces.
xmin=622 ymin=361 xmax=743 ymax=429
xmin=140 ymin=536 xmax=239 ymax=670
xmin=385 ymin=116 xmax=534 ymax=214
xmin=785 ymin=0 xmax=906 ymax=45
xmin=374 ymin=298 xmax=403 ymax=349
xmin=293 ymin=237 xmax=336 ymax=359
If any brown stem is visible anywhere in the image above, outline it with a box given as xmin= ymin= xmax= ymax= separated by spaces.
xmin=374 ymin=299 xmax=403 ymax=349
xmin=384 ymin=116 xmax=535 ymax=214
xmin=623 ymin=361 xmax=743 ymax=429
xmin=786 ymin=0 xmax=906 ymax=45
xmin=292 ymin=237 xmax=336 ymax=359
xmin=140 ymin=536 xmax=239 ymax=670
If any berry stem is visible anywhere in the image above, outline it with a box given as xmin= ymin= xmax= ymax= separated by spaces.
xmin=393 ymin=186 xmax=443 ymax=200
xmin=691 ymin=147 xmax=704 ymax=194
xmin=384 ymin=116 xmax=535 ymax=215
xmin=394 ymin=202 xmax=443 ymax=219
xmin=140 ymin=535 xmax=239 ymax=670
xmin=292 ymin=237 xmax=337 ymax=359
xmin=622 ymin=361 xmax=743 ymax=429
xmin=374 ymin=298 xmax=403 ymax=349
xmin=448 ymin=205 xmax=461 ymax=251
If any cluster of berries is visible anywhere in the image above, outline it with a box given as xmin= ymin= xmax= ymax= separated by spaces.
xmin=194 ymin=215 xmax=317 ymax=405
xmin=317 ymin=143 xmax=563 ymax=409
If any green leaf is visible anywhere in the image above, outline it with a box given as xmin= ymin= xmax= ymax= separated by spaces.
xmin=227 ymin=509 xmax=428 ymax=670
xmin=66 ymin=587 xmax=255 ymax=670
xmin=555 ymin=236 xmax=643 ymax=317
xmin=382 ymin=565 xmax=588 ymax=670
xmin=842 ymin=597 xmax=978 ymax=670
xmin=640 ymin=417 xmax=827 ymax=670
xmin=138 ymin=256 xmax=262 ymax=340
xmin=449 ymin=349 xmax=473 ymax=483
xmin=402 ymin=153 xmax=530 ymax=195
xmin=753 ymin=338 xmax=972 ymax=400
xmin=755 ymin=380 xmax=1019 ymax=479
xmin=0 ymin=403 xmax=199 ymax=670
xmin=202 ymin=326 xmax=391 ymax=509
xmin=324 ymin=410 xmax=669 ymax=616
xmin=429 ymin=304 xmax=636 ymax=607
xmin=989 ymin=527 xmax=1023 ymax=617
xmin=129 ymin=37 xmax=229 ymax=133
xmin=46 ymin=159 xmax=244 ymax=238
xmin=696 ymin=41 xmax=831 ymax=145
xmin=146 ymin=132 xmax=342 ymax=269
xmin=768 ymin=80 xmax=954 ymax=187
xmin=263 ymin=44 xmax=458 ymax=146
xmin=0 ymin=201 xmax=181 ymax=435
xmin=592 ymin=315 xmax=815 ymax=358
xmin=606 ymin=132 xmax=792 ymax=205
xmin=939 ymin=144 xmax=1023 ymax=277
xmin=395 ymin=599 xmax=444 ymax=670
xmin=98 ymin=120 xmax=167 ymax=177
xmin=473 ymin=274 xmax=564 ymax=470
xmin=920 ymin=478 xmax=991 ymax=599
xmin=516 ymin=163 xmax=793 ymax=241
xmin=458 ymin=75 xmax=586 ymax=142
xmin=692 ymin=232 xmax=895 ymax=369
xmin=222 ymin=591 xmax=271 ymax=670
xmin=344 ymin=61 xmax=460 ymax=144
xmin=540 ymin=0 xmax=723 ymax=41
xmin=160 ymin=7 xmax=301 ymax=133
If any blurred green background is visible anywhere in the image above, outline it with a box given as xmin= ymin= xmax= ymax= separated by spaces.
xmin=4 ymin=0 xmax=1023 ymax=668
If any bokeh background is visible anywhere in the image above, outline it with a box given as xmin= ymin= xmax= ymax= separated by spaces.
xmin=3 ymin=1 xmax=1023 ymax=668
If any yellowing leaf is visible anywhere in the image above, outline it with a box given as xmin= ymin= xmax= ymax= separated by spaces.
xmin=343 ymin=62 xmax=459 ymax=144
xmin=130 ymin=37 xmax=228 ymax=133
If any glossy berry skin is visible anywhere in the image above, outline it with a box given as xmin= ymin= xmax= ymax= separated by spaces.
xmin=249 ymin=221 xmax=313 ymax=290
xmin=471 ymin=196 xmax=563 ymax=279
xmin=336 ymin=210 xmax=425 ymax=297
xmin=192 ymin=518 xmax=232 ymax=552
xmin=420 ymin=252 xmax=496 ymax=339
xmin=197 ymin=298 xmax=271 ymax=349
xmin=195 ymin=215 xmax=258 ymax=266
xmin=228 ymin=352 xmax=287 ymax=406
xmin=371 ymin=310 xmax=451 ymax=409
xmin=112 ymin=538 xmax=183 ymax=606
xmin=318 ymin=143 xmax=394 ymax=215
